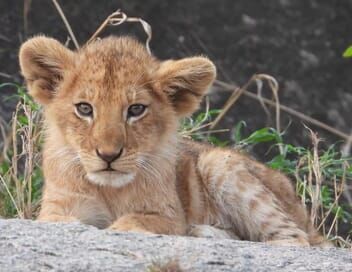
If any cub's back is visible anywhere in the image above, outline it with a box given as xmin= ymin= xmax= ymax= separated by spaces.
xmin=176 ymin=138 xmax=312 ymax=235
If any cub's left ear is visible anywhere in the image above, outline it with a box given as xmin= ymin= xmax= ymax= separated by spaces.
xmin=155 ymin=57 xmax=216 ymax=117
xmin=19 ymin=36 xmax=75 ymax=105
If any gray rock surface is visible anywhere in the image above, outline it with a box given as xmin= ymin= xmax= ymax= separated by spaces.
xmin=0 ymin=219 xmax=351 ymax=272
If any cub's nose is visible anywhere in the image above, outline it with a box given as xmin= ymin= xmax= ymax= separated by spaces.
xmin=96 ymin=148 xmax=123 ymax=163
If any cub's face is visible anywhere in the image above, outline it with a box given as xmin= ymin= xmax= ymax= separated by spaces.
xmin=19 ymin=36 xmax=216 ymax=187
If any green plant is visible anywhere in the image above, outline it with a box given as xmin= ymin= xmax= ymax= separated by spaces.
xmin=0 ymin=83 xmax=43 ymax=219
xmin=180 ymin=105 xmax=229 ymax=146
xmin=343 ymin=45 xmax=352 ymax=58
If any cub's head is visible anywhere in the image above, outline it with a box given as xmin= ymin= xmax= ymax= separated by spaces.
xmin=19 ymin=36 xmax=216 ymax=187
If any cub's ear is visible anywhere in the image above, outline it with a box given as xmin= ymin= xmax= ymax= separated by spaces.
xmin=19 ymin=36 xmax=75 ymax=105
xmin=155 ymin=57 xmax=216 ymax=117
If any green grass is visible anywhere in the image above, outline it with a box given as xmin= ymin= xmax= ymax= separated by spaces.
xmin=0 ymin=83 xmax=43 ymax=219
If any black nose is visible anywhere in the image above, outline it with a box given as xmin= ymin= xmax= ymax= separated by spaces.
xmin=96 ymin=148 xmax=123 ymax=163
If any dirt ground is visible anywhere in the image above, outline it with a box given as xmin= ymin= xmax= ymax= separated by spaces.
xmin=1 ymin=0 xmax=352 ymax=148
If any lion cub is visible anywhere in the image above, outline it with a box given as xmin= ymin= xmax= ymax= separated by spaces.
xmin=19 ymin=35 xmax=326 ymax=246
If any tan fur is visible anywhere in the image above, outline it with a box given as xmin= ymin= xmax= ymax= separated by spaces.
xmin=19 ymin=35 xmax=328 ymax=246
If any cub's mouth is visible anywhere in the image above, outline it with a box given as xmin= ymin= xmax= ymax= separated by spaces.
xmin=102 ymin=166 xmax=114 ymax=171
xmin=99 ymin=166 xmax=128 ymax=174
xmin=86 ymin=169 xmax=136 ymax=188
xmin=97 ymin=169 xmax=131 ymax=176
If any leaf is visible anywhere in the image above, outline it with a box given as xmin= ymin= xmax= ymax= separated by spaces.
xmin=321 ymin=185 xmax=333 ymax=208
xmin=343 ymin=46 xmax=352 ymax=58
xmin=240 ymin=127 xmax=281 ymax=145
xmin=267 ymin=154 xmax=296 ymax=174
xmin=195 ymin=109 xmax=221 ymax=124
xmin=0 ymin=161 xmax=10 ymax=175
xmin=207 ymin=136 xmax=229 ymax=147
xmin=232 ymin=121 xmax=246 ymax=143
xmin=17 ymin=115 xmax=29 ymax=126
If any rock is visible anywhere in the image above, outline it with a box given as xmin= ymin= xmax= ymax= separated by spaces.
xmin=0 ymin=219 xmax=351 ymax=271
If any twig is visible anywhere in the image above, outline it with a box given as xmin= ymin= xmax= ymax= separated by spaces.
xmin=23 ymin=0 xmax=32 ymax=37
xmin=87 ymin=10 xmax=152 ymax=54
xmin=255 ymin=78 xmax=272 ymax=122
xmin=0 ymin=72 xmax=13 ymax=79
xmin=255 ymin=74 xmax=280 ymax=136
xmin=209 ymin=78 xmax=250 ymax=130
xmin=210 ymin=74 xmax=283 ymax=155
xmin=188 ymin=129 xmax=229 ymax=135
xmin=0 ymin=115 xmax=11 ymax=163
xmin=327 ymin=211 xmax=339 ymax=238
xmin=51 ymin=0 xmax=79 ymax=49
xmin=0 ymin=174 xmax=20 ymax=216
xmin=182 ymin=122 xmax=213 ymax=135
xmin=211 ymin=74 xmax=281 ymax=130
xmin=341 ymin=130 xmax=352 ymax=156
xmin=214 ymin=79 xmax=351 ymax=141
xmin=317 ymin=178 xmax=344 ymax=231
xmin=0 ymin=34 xmax=11 ymax=42
xmin=330 ymin=236 xmax=352 ymax=248
xmin=308 ymin=128 xmax=322 ymax=226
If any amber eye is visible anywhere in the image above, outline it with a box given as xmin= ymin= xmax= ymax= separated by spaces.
xmin=127 ymin=104 xmax=147 ymax=118
xmin=75 ymin=103 xmax=93 ymax=117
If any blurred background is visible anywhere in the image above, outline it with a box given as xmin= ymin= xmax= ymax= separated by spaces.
xmin=1 ymin=0 xmax=352 ymax=147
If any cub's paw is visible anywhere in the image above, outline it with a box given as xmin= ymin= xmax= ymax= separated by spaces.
xmin=266 ymin=238 xmax=310 ymax=247
xmin=188 ymin=224 xmax=240 ymax=240
xmin=37 ymin=215 xmax=79 ymax=223
xmin=108 ymin=222 xmax=153 ymax=235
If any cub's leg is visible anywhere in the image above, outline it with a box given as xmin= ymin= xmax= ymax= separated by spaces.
xmin=38 ymin=213 xmax=77 ymax=223
xmin=38 ymin=189 xmax=79 ymax=223
xmin=38 ymin=186 xmax=113 ymax=229
xmin=198 ymin=150 xmax=310 ymax=246
xmin=109 ymin=213 xmax=186 ymax=235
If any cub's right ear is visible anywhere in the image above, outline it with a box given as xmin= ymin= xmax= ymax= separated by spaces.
xmin=19 ymin=36 xmax=75 ymax=105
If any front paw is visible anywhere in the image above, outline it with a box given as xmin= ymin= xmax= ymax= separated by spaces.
xmin=109 ymin=221 xmax=152 ymax=234
xmin=266 ymin=238 xmax=310 ymax=247
xmin=188 ymin=224 xmax=239 ymax=239
xmin=38 ymin=214 xmax=79 ymax=223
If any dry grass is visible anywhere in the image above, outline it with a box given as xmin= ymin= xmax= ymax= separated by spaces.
xmin=0 ymin=89 xmax=43 ymax=219
xmin=298 ymin=129 xmax=351 ymax=247
xmin=214 ymin=79 xmax=352 ymax=142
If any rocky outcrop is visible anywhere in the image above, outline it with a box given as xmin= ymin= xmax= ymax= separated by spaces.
xmin=0 ymin=219 xmax=351 ymax=271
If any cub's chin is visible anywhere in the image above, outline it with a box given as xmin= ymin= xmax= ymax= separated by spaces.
xmin=86 ymin=171 xmax=136 ymax=188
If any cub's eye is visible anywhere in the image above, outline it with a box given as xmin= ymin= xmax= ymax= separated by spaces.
xmin=75 ymin=103 xmax=93 ymax=117
xmin=127 ymin=104 xmax=147 ymax=118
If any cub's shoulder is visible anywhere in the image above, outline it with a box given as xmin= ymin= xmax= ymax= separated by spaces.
xmin=178 ymin=137 xmax=249 ymax=161
xmin=177 ymin=137 xmax=267 ymax=175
